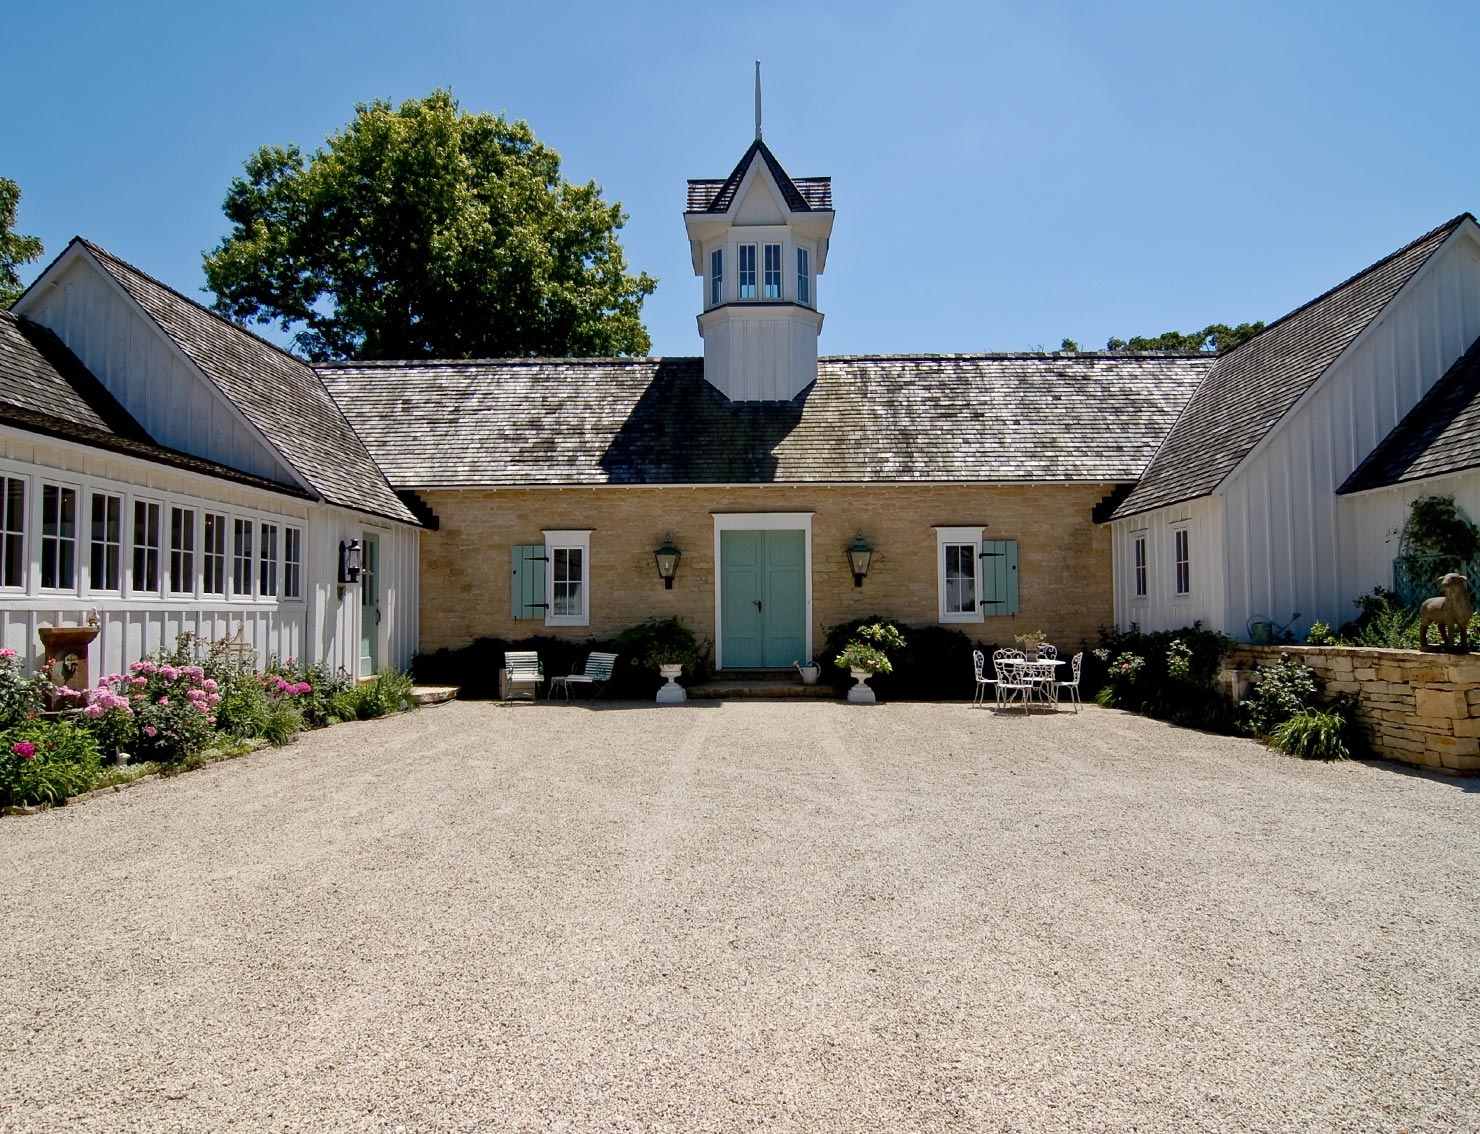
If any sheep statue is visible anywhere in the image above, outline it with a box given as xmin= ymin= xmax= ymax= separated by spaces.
xmin=1418 ymin=572 xmax=1473 ymax=652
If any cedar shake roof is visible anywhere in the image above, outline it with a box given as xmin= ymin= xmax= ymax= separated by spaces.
xmin=1113 ymin=214 xmax=1472 ymax=521
xmin=686 ymin=140 xmax=832 ymax=213
xmin=75 ymin=240 xmax=418 ymax=526
xmin=319 ymin=353 xmax=1209 ymax=489
xmin=0 ymin=309 xmax=312 ymax=498
xmin=1339 ymin=333 xmax=1480 ymax=494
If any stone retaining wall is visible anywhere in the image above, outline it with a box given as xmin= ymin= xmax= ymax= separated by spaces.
xmin=1227 ymin=645 xmax=1480 ymax=775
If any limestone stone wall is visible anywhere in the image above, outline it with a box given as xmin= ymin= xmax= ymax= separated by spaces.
xmin=415 ymin=483 xmax=1118 ymax=659
xmin=1230 ymin=645 xmax=1480 ymax=774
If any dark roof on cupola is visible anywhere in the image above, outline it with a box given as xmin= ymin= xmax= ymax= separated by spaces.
xmin=686 ymin=139 xmax=832 ymax=213
xmin=1113 ymin=214 xmax=1472 ymax=521
xmin=1339 ymin=333 xmax=1480 ymax=494
xmin=74 ymin=239 xmax=417 ymax=526
xmin=0 ymin=309 xmax=313 ymax=498
xmin=318 ymin=353 xmax=1208 ymax=489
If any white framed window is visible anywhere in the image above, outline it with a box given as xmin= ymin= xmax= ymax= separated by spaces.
xmin=710 ymin=248 xmax=723 ymax=306
xmin=763 ymin=243 xmax=782 ymax=298
xmin=0 ymin=476 xmax=25 ymax=588
xmin=40 ymin=483 xmax=78 ymax=591
xmin=283 ymin=526 xmax=303 ymax=600
xmin=738 ymin=243 xmax=757 ymax=299
xmin=232 ymin=517 xmax=254 ymax=597
xmin=88 ymin=491 xmax=123 ymax=592
xmin=202 ymin=512 xmax=227 ymax=595
xmin=258 ymin=522 xmax=279 ymax=598
xmin=168 ymin=506 xmax=195 ymax=595
xmin=542 ymin=529 xmax=591 ymax=627
xmin=936 ymin=525 xmax=984 ymax=623
xmin=1174 ymin=527 xmax=1191 ymax=596
xmin=796 ymin=247 xmax=810 ymax=305
xmin=132 ymin=500 xmax=162 ymax=596
xmin=1133 ymin=534 xmax=1148 ymax=599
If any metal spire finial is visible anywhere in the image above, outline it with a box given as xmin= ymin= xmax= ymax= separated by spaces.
xmin=754 ymin=59 xmax=762 ymax=141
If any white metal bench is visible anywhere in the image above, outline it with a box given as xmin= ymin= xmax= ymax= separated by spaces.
xmin=502 ymin=650 xmax=545 ymax=702
xmin=550 ymin=651 xmax=619 ymax=702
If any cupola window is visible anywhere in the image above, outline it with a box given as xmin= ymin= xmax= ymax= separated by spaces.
xmin=738 ymin=244 xmax=757 ymax=299
xmin=763 ymin=243 xmax=782 ymax=299
xmin=797 ymin=248 xmax=810 ymax=305
xmin=710 ymin=248 xmax=723 ymax=306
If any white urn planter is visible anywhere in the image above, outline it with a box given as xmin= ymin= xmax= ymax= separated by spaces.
xmin=656 ymin=663 xmax=687 ymax=704
xmin=846 ymin=666 xmax=877 ymax=704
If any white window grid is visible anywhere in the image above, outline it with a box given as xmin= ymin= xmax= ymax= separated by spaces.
xmin=89 ymin=491 xmax=123 ymax=592
xmin=1133 ymin=535 xmax=1148 ymax=598
xmin=169 ymin=506 xmax=195 ymax=595
xmin=710 ymin=248 xmax=723 ymax=306
xmin=40 ymin=483 xmax=78 ymax=591
xmin=1174 ymin=528 xmax=1191 ymax=596
xmin=232 ymin=517 xmax=254 ymax=597
xmin=796 ymin=247 xmax=810 ymax=305
xmin=1 ymin=475 xmax=25 ymax=589
xmin=738 ymin=244 xmax=757 ymax=299
xmin=132 ymin=500 xmax=162 ymax=597
xmin=763 ymin=243 xmax=782 ymax=299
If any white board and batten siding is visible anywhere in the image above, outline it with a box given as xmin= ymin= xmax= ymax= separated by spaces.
xmin=1112 ymin=496 xmax=1226 ymax=633
xmin=1339 ymin=471 xmax=1480 ymax=600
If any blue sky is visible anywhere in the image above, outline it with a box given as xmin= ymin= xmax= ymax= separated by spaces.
xmin=6 ymin=0 xmax=1475 ymax=358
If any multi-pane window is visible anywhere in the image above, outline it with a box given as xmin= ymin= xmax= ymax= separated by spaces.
xmin=552 ymin=547 xmax=583 ymax=617
xmin=738 ymin=244 xmax=757 ymax=299
xmin=202 ymin=512 xmax=227 ymax=595
xmin=0 ymin=477 xmax=23 ymax=588
xmin=943 ymin=543 xmax=978 ymax=616
xmin=797 ymin=247 xmax=810 ymax=305
xmin=232 ymin=518 xmax=253 ymax=597
xmin=259 ymin=523 xmax=279 ymax=597
xmin=763 ymin=243 xmax=782 ymax=299
xmin=40 ymin=484 xmax=77 ymax=590
xmin=89 ymin=492 xmax=122 ymax=591
xmin=710 ymin=248 xmax=723 ymax=306
xmin=133 ymin=501 xmax=161 ymax=595
xmin=1133 ymin=535 xmax=1148 ymax=598
xmin=169 ymin=507 xmax=195 ymax=594
xmin=1174 ymin=528 xmax=1191 ymax=596
xmin=283 ymin=527 xmax=303 ymax=600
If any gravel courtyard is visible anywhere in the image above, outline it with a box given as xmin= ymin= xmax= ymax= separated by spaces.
xmin=1 ymin=699 xmax=1477 ymax=1133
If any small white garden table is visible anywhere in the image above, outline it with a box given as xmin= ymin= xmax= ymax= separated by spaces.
xmin=998 ymin=657 xmax=1065 ymax=707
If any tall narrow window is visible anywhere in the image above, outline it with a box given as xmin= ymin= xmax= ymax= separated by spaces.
xmin=232 ymin=518 xmax=253 ymax=597
xmin=796 ymin=247 xmax=810 ymax=305
xmin=1174 ymin=528 xmax=1191 ymax=596
xmin=710 ymin=248 xmax=723 ymax=306
xmin=937 ymin=526 xmax=986 ymax=623
xmin=169 ymin=507 xmax=195 ymax=594
xmin=202 ymin=512 xmax=226 ymax=595
xmin=259 ymin=522 xmax=279 ymax=598
xmin=40 ymin=484 xmax=77 ymax=590
xmin=944 ymin=544 xmax=978 ymax=615
xmin=0 ymin=477 xmax=24 ymax=588
xmin=89 ymin=492 xmax=122 ymax=591
xmin=543 ymin=529 xmax=591 ymax=627
xmin=1133 ymin=535 xmax=1148 ymax=598
xmin=133 ymin=501 xmax=161 ymax=595
xmin=763 ymin=243 xmax=782 ymax=299
xmin=738 ymin=244 xmax=756 ymax=299
xmin=283 ymin=527 xmax=303 ymax=600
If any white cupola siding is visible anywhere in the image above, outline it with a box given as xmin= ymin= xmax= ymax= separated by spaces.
xmin=685 ymin=140 xmax=834 ymax=402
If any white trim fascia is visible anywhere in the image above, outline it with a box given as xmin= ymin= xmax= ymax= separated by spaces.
xmin=711 ymin=511 xmax=813 ymax=670
xmin=403 ymin=479 xmax=1131 ymax=492
xmin=18 ymin=244 xmax=318 ymax=499
xmin=1215 ymin=218 xmax=1480 ymax=498
xmin=721 ymin=156 xmax=790 ymax=225
xmin=1337 ymin=465 xmax=1480 ymax=500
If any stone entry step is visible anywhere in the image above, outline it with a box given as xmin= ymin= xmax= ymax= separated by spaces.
xmin=687 ymin=676 xmax=838 ymax=699
xmin=412 ymin=685 xmax=459 ymax=706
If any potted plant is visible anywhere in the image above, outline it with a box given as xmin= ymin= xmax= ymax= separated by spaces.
xmin=833 ymin=622 xmax=906 ymax=703
xmin=651 ymin=648 xmax=689 ymax=704
xmin=1013 ymin=630 xmax=1049 ymax=657
xmin=794 ymin=658 xmax=821 ymax=685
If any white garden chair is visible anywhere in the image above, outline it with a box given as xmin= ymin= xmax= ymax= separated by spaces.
xmin=502 ymin=651 xmax=544 ymax=702
xmin=1036 ymin=643 xmax=1057 ymax=660
xmin=550 ymin=651 xmax=619 ymax=702
xmin=993 ymin=649 xmax=1033 ymax=714
xmin=971 ymin=649 xmax=994 ymax=707
xmin=1056 ymin=651 xmax=1084 ymax=712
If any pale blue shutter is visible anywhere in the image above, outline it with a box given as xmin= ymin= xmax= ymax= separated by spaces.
xmin=511 ymin=544 xmax=548 ymax=619
xmin=980 ymin=540 xmax=1019 ymax=616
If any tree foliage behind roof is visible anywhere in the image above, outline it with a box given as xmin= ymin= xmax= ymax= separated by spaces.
xmin=203 ymin=90 xmax=657 ymax=362
xmin=1105 ymin=322 xmax=1266 ymax=353
xmin=1 ymin=178 xmax=45 ymax=309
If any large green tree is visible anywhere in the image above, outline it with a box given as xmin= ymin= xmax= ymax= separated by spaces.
xmin=1103 ymin=322 xmax=1266 ymax=353
xmin=204 ymin=90 xmax=657 ymax=361
xmin=0 ymin=178 xmax=45 ymax=308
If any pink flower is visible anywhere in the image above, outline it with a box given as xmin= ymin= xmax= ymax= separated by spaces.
xmin=160 ymin=665 xmax=179 ymax=681
xmin=206 ymin=716 xmax=216 ymax=725
xmin=143 ymin=726 xmax=157 ymax=738
xmin=0 ymin=647 xmax=17 ymax=659
xmin=157 ymin=696 xmax=169 ymax=706
xmin=207 ymin=692 xmax=220 ymax=706
xmin=202 ymin=679 xmax=218 ymax=693
xmin=11 ymin=741 xmax=34 ymax=759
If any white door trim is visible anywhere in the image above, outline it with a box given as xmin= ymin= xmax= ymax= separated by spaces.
xmin=712 ymin=512 xmax=814 ymax=670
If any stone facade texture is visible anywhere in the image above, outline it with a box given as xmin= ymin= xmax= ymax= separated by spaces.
xmin=1231 ymin=645 xmax=1480 ymax=774
xmin=417 ymin=484 xmax=1119 ymax=661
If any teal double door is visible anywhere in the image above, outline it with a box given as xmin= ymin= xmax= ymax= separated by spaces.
xmin=719 ymin=529 xmax=806 ymax=668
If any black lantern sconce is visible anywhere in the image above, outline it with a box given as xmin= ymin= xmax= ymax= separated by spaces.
xmin=338 ymin=538 xmax=363 ymax=586
xmin=847 ymin=531 xmax=873 ymax=587
xmin=654 ymin=536 xmax=681 ymax=589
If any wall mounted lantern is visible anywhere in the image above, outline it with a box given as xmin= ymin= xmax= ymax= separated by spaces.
xmin=338 ymin=538 xmax=363 ymax=586
xmin=847 ymin=531 xmax=874 ymax=587
xmin=654 ymin=536 xmax=681 ymax=589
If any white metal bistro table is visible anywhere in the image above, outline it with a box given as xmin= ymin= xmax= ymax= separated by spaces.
xmin=998 ymin=657 xmax=1066 ymax=707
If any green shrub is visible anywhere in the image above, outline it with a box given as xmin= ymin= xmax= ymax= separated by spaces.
xmin=818 ymin=618 xmax=981 ymax=700
xmin=0 ymin=719 xmax=101 ymax=807
xmin=262 ymin=655 xmax=354 ymax=727
xmin=1305 ymin=620 xmax=1338 ymax=646
xmin=1091 ymin=623 xmax=1237 ymax=730
xmin=212 ymin=668 xmax=271 ymax=740
xmin=0 ymin=649 xmax=50 ymax=729
xmin=1240 ymin=653 xmax=1320 ymax=737
xmin=1268 ymin=697 xmax=1364 ymax=761
xmin=260 ymin=703 xmax=304 ymax=746
xmin=613 ymin=618 xmax=710 ymax=693
xmin=334 ymin=670 xmax=418 ymax=721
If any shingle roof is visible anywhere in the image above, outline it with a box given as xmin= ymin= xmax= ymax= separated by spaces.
xmin=318 ymin=353 xmax=1209 ymax=488
xmin=1113 ymin=214 xmax=1472 ymax=521
xmin=1339 ymin=333 xmax=1480 ymax=494
xmin=76 ymin=240 xmax=418 ymax=526
xmin=0 ymin=310 xmax=313 ymax=498
xmin=686 ymin=140 xmax=832 ymax=213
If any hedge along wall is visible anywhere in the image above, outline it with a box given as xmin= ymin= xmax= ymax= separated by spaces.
xmin=1227 ymin=645 xmax=1480 ymax=775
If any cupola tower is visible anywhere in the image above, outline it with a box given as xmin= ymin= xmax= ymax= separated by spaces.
xmin=684 ymin=63 xmax=834 ymax=401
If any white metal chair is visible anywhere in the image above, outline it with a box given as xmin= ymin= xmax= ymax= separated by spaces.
xmin=550 ymin=651 xmax=619 ymax=702
xmin=1036 ymin=643 xmax=1058 ymax=660
xmin=993 ymin=649 xmax=1033 ymax=714
xmin=971 ymin=649 xmax=994 ymax=707
xmin=1056 ymin=651 xmax=1084 ymax=712
xmin=502 ymin=650 xmax=545 ymax=702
